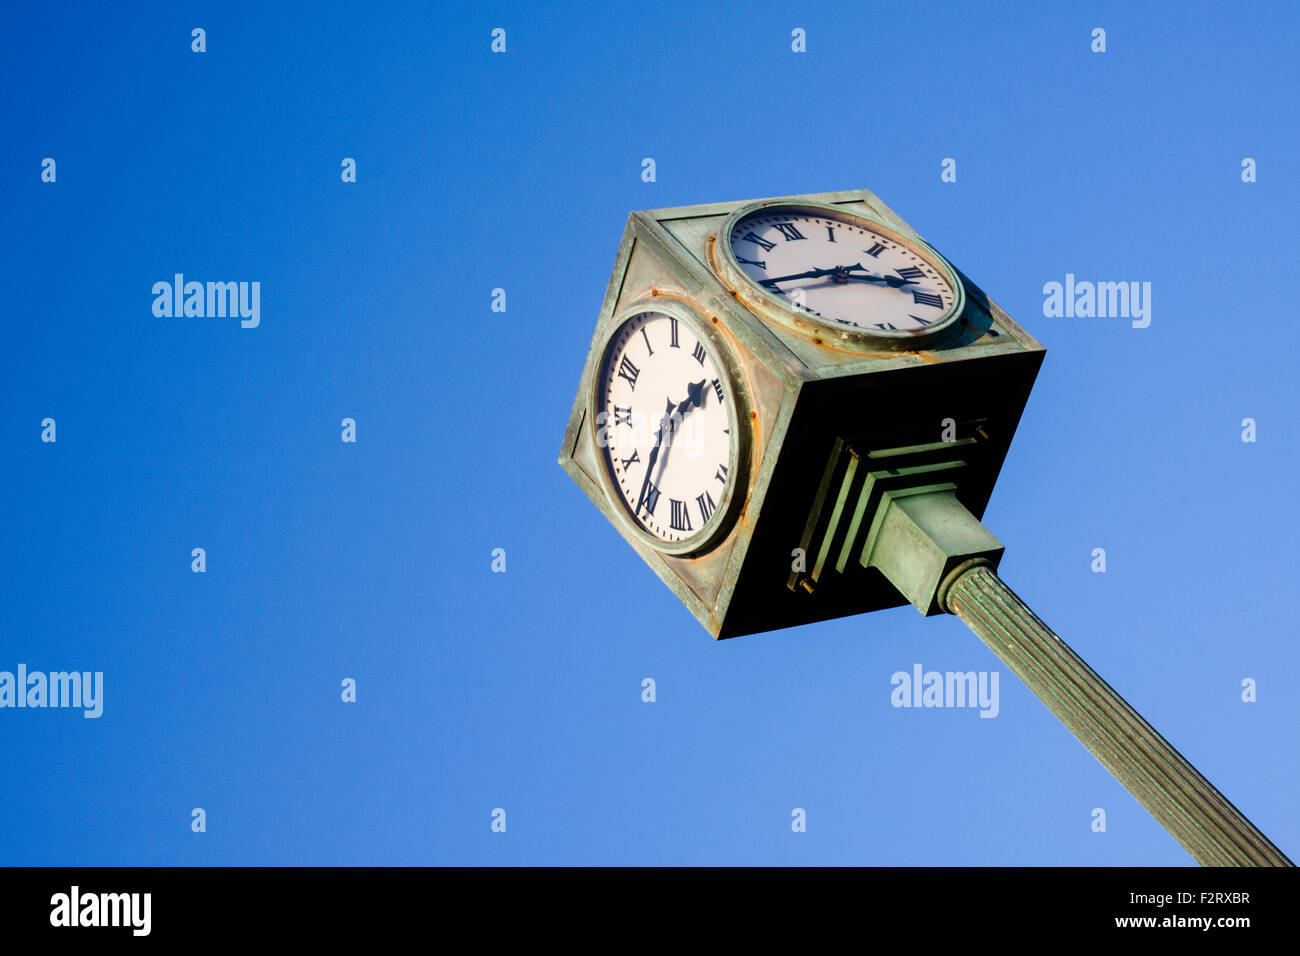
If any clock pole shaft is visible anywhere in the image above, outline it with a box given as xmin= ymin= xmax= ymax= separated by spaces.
xmin=941 ymin=561 xmax=1292 ymax=867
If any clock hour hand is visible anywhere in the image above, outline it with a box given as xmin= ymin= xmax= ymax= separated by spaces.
xmin=677 ymin=379 xmax=707 ymax=415
xmin=841 ymin=264 xmax=919 ymax=288
xmin=654 ymin=380 xmax=709 ymax=483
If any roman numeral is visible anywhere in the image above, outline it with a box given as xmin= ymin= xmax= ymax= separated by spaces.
xmin=692 ymin=342 xmax=706 ymax=365
xmin=872 ymin=322 xmax=897 ymax=330
xmin=772 ymin=222 xmax=806 ymax=241
xmin=912 ymin=290 xmax=944 ymax=308
xmin=696 ymin=490 xmax=716 ymax=523
xmin=613 ymin=405 xmax=632 ymax=427
xmin=711 ymin=378 xmax=724 ymax=403
xmin=641 ymin=480 xmax=661 ymax=516
xmin=617 ymin=356 xmax=639 ymax=389
xmin=865 ymin=241 xmax=886 ymax=258
xmin=669 ymin=316 xmax=680 ymax=348
xmin=670 ymin=499 xmax=693 ymax=532
xmin=736 ymin=255 xmax=766 ymax=268
xmin=715 ymin=463 xmax=729 ymax=484
xmin=640 ymin=326 xmax=654 ymax=355
xmin=740 ymin=231 xmax=776 ymax=252
xmin=620 ymin=449 xmax=640 ymax=469
xmin=895 ymin=266 xmax=926 ymax=281
xmin=908 ymin=313 xmax=932 ymax=326
xmin=826 ymin=226 xmax=837 ymax=242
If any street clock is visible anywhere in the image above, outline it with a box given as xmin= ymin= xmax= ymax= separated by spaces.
xmin=591 ymin=301 xmax=749 ymax=556
xmin=560 ymin=188 xmax=1041 ymax=639
xmin=713 ymin=200 xmax=966 ymax=352
xmin=558 ymin=188 xmax=1293 ymax=867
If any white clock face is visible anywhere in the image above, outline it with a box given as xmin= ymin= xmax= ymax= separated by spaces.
xmin=596 ymin=311 xmax=736 ymax=546
xmin=727 ymin=208 xmax=960 ymax=334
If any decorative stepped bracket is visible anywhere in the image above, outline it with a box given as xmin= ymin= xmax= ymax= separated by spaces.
xmin=789 ymin=433 xmax=1004 ymax=616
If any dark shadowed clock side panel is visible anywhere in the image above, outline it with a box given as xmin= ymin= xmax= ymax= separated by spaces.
xmin=716 ymin=348 xmax=1044 ymax=638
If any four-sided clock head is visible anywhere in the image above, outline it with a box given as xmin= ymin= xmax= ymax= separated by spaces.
xmin=713 ymin=201 xmax=966 ymax=352
xmin=592 ymin=304 xmax=744 ymax=555
xmin=559 ymin=189 xmax=1046 ymax=637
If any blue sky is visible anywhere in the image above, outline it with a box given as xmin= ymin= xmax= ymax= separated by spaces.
xmin=1 ymin=0 xmax=1296 ymax=865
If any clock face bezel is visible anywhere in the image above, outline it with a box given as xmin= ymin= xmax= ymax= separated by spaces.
xmin=711 ymin=200 xmax=967 ymax=353
xmin=588 ymin=298 xmax=750 ymax=557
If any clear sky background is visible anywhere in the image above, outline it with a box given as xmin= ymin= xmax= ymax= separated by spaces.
xmin=2 ymin=1 xmax=1296 ymax=865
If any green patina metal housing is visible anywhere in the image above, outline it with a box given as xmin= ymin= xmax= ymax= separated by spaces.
xmin=559 ymin=188 xmax=1044 ymax=639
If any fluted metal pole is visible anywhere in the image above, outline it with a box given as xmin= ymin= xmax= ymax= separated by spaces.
xmin=940 ymin=560 xmax=1292 ymax=867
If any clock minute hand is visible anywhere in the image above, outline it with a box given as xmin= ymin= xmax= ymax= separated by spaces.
xmin=757 ymin=267 xmax=836 ymax=288
xmin=634 ymin=397 xmax=676 ymax=517
xmin=760 ymin=264 xmax=917 ymax=291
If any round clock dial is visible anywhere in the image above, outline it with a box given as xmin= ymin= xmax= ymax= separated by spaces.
xmin=716 ymin=202 xmax=965 ymax=350
xmin=594 ymin=307 xmax=740 ymax=553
